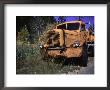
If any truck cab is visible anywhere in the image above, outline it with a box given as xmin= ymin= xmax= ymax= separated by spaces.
xmin=40 ymin=21 xmax=94 ymax=66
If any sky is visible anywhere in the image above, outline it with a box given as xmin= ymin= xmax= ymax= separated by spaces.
xmin=54 ymin=16 xmax=94 ymax=30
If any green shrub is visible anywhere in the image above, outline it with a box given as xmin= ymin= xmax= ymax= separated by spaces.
xmin=17 ymin=25 xmax=29 ymax=42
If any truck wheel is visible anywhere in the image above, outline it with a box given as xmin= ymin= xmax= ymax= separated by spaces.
xmin=80 ymin=44 xmax=88 ymax=67
xmin=88 ymin=46 xmax=94 ymax=57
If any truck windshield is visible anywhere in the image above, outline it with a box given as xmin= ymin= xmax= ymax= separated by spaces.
xmin=67 ymin=23 xmax=80 ymax=30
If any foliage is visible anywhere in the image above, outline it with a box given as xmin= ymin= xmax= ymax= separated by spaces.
xmin=16 ymin=44 xmax=63 ymax=74
xmin=38 ymin=23 xmax=56 ymax=45
xmin=88 ymin=24 xmax=94 ymax=32
xmin=16 ymin=16 xmax=56 ymax=44
xmin=17 ymin=25 xmax=29 ymax=42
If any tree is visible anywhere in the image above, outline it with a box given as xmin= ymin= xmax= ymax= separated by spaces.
xmin=17 ymin=25 xmax=29 ymax=42
xmin=16 ymin=16 xmax=56 ymax=44
xmin=16 ymin=16 xmax=32 ymax=37
xmin=88 ymin=24 xmax=94 ymax=32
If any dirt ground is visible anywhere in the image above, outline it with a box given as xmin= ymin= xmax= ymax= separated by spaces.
xmin=78 ymin=57 xmax=94 ymax=74
xmin=61 ymin=57 xmax=94 ymax=74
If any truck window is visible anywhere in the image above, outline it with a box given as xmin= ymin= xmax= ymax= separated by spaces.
xmin=67 ymin=23 xmax=80 ymax=30
xmin=81 ymin=24 xmax=86 ymax=31
xmin=57 ymin=24 xmax=66 ymax=29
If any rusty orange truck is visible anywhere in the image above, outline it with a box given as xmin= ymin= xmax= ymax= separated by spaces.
xmin=39 ymin=21 xmax=94 ymax=66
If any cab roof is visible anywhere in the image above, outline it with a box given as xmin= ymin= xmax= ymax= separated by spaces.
xmin=56 ymin=21 xmax=85 ymax=27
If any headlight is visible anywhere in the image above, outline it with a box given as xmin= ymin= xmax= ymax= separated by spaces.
xmin=39 ymin=45 xmax=43 ymax=48
xmin=73 ymin=41 xmax=80 ymax=47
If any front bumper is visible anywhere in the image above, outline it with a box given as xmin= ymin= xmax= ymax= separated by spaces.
xmin=46 ymin=47 xmax=83 ymax=58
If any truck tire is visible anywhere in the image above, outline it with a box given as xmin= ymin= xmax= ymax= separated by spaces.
xmin=88 ymin=46 xmax=94 ymax=57
xmin=80 ymin=44 xmax=88 ymax=67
